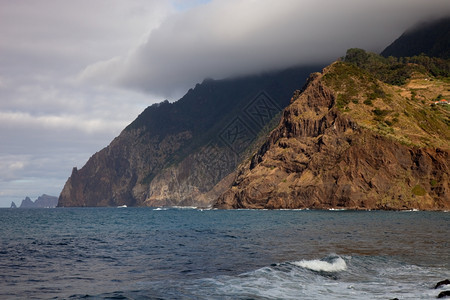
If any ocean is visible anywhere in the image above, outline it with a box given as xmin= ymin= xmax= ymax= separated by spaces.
xmin=0 ymin=208 xmax=448 ymax=299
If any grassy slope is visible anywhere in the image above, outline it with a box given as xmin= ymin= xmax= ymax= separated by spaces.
xmin=323 ymin=61 xmax=450 ymax=149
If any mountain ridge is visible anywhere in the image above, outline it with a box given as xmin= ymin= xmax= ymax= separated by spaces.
xmin=214 ymin=57 xmax=449 ymax=210
xmin=381 ymin=16 xmax=450 ymax=59
xmin=58 ymin=65 xmax=322 ymax=207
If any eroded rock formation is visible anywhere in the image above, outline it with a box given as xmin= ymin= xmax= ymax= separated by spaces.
xmin=215 ymin=63 xmax=450 ymax=210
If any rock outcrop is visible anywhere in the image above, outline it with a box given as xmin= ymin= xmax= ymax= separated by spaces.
xmin=215 ymin=61 xmax=450 ymax=210
xmin=436 ymin=280 xmax=450 ymax=289
xmin=19 ymin=197 xmax=35 ymax=208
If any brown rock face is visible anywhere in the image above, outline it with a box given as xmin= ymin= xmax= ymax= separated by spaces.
xmin=215 ymin=67 xmax=450 ymax=210
xmin=58 ymin=129 xmax=192 ymax=207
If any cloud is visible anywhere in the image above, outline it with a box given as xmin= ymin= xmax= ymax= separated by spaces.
xmin=171 ymin=0 xmax=213 ymax=12
xmin=0 ymin=111 xmax=124 ymax=134
xmin=0 ymin=0 xmax=176 ymax=206
xmin=0 ymin=0 xmax=171 ymax=60
xmin=0 ymin=152 xmax=79 ymax=206
xmin=79 ymin=0 xmax=450 ymax=99
xmin=0 ymin=155 xmax=29 ymax=181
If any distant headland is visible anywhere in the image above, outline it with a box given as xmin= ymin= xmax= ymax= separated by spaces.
xmin=10 ymin=194 xmax=58 ymax=208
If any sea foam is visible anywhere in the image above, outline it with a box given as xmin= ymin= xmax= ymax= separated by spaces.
xmin=292 ymin=256 xmax=347 ymax=272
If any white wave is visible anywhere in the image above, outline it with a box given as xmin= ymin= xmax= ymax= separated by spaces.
xmin=171 ymin=206 xmax=197 ymax=209
xmin=135 ymin=255 xmax=448 ymax=299
xmin=400 ymin=209 xmax=420 ymax=212
xmin=153 ymin=206 xmax=201 ymax=211
xmin=153 ymin=207 xmax=168 ymax=211
xmin=197 ymin=208 xmax=213 ymax=211
xmin=292 ymin=256 xmax=347 ymax=272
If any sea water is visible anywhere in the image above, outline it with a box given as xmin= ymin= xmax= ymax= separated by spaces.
xmin=0 ymin=208 xmax=448 ymax=299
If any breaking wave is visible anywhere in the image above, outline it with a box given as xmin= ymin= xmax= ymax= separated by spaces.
xmin=292 ymin=255 xmax=347 ymax=272
xmin=67 ymin=254 xmax=449 ymax=299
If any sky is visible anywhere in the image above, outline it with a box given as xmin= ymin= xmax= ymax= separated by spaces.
xmin=0 ymin=0 xmax=449 ymax=207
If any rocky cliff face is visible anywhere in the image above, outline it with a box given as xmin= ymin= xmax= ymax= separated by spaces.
xmin=58 ymin=128 xmax=192 ymax=207
xmin=34 ymin=194 xmax=58 ymax=208
xmin=18 ymin=194 xmax=58 ymax=208
xmin=58 ymin=66 xmax=321 ymax=207
xmin=215 ymin=62 xmax=450 ymax=210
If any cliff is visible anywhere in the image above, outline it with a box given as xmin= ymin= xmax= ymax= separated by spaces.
xmin=34 ymin=194 xmax=59 ymax=208
xmin=58 ymin=66 xmax=321 ymax=207
xmin=215 ymin=59 xmax=450 ymax=210
xmin=19 ymin=197 xmax=35 ymax=208
xmin=18 ymin=194 xmax=58 ymax=208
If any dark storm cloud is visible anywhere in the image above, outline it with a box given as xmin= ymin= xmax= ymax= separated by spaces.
xmin=80 ymin=0 xmax=450 ymax=99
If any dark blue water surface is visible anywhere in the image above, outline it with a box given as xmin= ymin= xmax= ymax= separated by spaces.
xmin=0 ymin=208 xmax=449 ymax=299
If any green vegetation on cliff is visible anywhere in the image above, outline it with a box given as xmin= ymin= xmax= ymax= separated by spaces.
xmin=344 ymin=48 xmax=450 ymax=85
xmin=325 ymin=49 xmax=450 ymax=148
